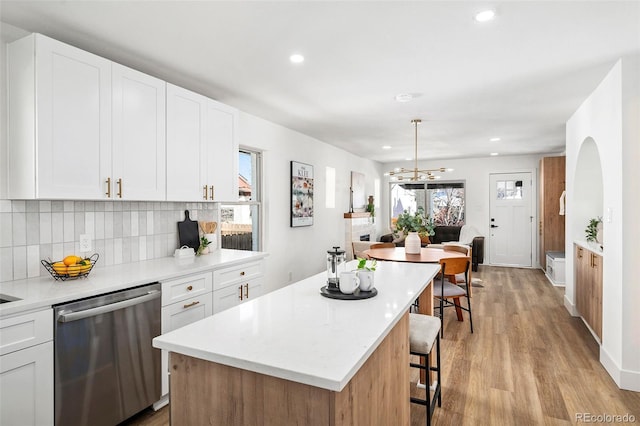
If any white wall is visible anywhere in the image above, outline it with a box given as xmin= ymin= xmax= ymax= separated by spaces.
xmin=382 ymin=154 xmax=545 ymax=266
xmin=238 ymin=112 xmax=384 ymax=292
xmin=566 ymin=57 xmax=640 ymax=391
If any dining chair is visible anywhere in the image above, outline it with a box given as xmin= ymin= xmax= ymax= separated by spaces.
xmin=443 ymin=244 xmax=473 ymax=297
xmin=369 ymin=242 xmax=396 ymax=249
xmin=434 ymin=256 xmax=473 ymax=337
xmin=409 ymin=313 xmax=442 ymax=426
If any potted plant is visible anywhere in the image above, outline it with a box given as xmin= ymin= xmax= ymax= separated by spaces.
xmin=356 ymin=258 xmax=377 ymax=291
xmin=585 ymin=217 xmax=602 ymax=244
xmin=393 ymin=207 xmax=435 ymax=244
xmin=197 ymin=235 xmax=211 ymax=255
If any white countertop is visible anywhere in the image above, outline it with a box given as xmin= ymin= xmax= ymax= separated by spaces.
xmin=153 ymin=260 xmax=440 ymax=392
xmin=574 ymin=240 xmax=604 ymax=254
xmin=0 ymin=249 xmax=268 ymax=317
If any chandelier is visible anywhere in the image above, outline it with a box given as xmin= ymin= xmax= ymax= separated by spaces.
xmin=385 ymin=119 xmax=453 ymax=181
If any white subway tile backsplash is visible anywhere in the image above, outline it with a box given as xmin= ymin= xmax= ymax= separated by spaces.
xmin=52 ymin=212 xmax=64 ymax=243
xmin=12 ymin=212 xmax=26 ymax=246
xmin=63 ymin=212 xmax=74 ymax=242
xmin=1 ymin=200 xmax=218 ymax=282
xmin=12 ymin=246 xmax=27 ymax=280
xmin=39 ymin=213 xmax=52 ymax=244
xmin=0 ymin=213 xmax=12 ymax=247
xmin=27 ymin=245 xmax=40 ymax=278
xmin=26 ymin=212 xmax=40 ymax=245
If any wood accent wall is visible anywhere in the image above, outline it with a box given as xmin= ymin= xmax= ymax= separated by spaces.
xmin=539 ymin=156 xmax=566 ymax=269
xmin=169 ymin=313 xmax=410 ymax=426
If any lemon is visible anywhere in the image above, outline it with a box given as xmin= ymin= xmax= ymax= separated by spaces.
xmin=63 ymin=255 xmax=81 ymax=266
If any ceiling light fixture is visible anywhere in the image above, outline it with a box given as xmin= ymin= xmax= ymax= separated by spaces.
xmin=382 ymin=145 xmax=392 ymax=150
xmin=395 ymin=93 xmax=413 ymax=102
xmin=490 ymin=152 xmax=499 ymax=156
xmin=289 ymin=53 xmax=304 ymax=64
xmin=384 ymin=119 xmax=453 ymax=181
xmin=490 ymin=137 xmax=501 ymax=142
xmin=474 ymin=9 xmax=496 ymax=22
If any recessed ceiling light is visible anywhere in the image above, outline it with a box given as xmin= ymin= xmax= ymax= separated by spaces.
xmin=490 ymin=152 xmax=499 ymax=156
xmin=382 ymin=145 xmax=392 ymax=150
xmin=289 ymin=53 xmax=304 ymax=64
xmin=490 ymin=137 xmax=501 ymax=142
xmin=395 ymin=93 xmax=413 ymax=103
xmin=474 ymin=9 xmax=496 ymax=22
xmin=405 ymin=157 xmax=413 ymax=161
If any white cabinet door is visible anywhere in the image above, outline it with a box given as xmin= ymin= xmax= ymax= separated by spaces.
xmin=213 ymin=283 xmax=244 ymax=314
xmin=7 ymin=33 xmax=112 ymax=199
xmin=204 ymin=99 xmax=238 ymax=201
xmin=166 ymin=83 xmax=208 ymax=201
xmin=160 ymin=293 xmax=212 ymax=396
xmin=0 ymin=341 xmax=54 ymax=426
xmin=112 ymin=63 xmax=166 ymax=200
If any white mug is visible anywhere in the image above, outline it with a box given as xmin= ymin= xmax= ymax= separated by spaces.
xmin=357 ymin=270 xmax=375 ymax=292
xmin=339 ymin=271 xmax=360 ymax=294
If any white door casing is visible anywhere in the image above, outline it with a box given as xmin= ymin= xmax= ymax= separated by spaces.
xmin=489 ymin=172 xmax=535 ymax=267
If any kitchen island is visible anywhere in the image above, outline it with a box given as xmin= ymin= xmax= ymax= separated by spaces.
xmin=153 ymin=260 xmax=440 ymax=425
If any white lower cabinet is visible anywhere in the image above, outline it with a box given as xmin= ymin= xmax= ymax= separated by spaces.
xmin=0 ymin=309 xmax=53 ymax=426
xmin=213 ymin=260 xmax=265 ymax=314
xmin=159 ymin=273 xmax=213 ymax=400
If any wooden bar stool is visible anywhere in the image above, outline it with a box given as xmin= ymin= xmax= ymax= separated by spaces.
xmin=409 ymin=313 xmax=442 ymax=426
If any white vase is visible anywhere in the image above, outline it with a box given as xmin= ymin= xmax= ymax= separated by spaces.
xmin=405 ymin=232 xmax=421 ymax=254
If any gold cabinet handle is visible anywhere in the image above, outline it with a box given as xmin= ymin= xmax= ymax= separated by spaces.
xmin=116 ymin=178 xmax=123 ymax=198
xmin=209 ymin=185 xmax=214 ymax=201
xmin=105 ymin=177 xmax=111 ymax=198
xmin=577 ymin=247 xmax=583 ymax=259
xmin=187 ymin=285 xmax=193 ymax=291
xmin=244 ymin=283 xmax=249 ymax=299
xmin=240 ymin=271 xmax=245 ymax=276
xmin=183 ymin=300 xmax=200 ymax=309
xmin=238 ymin=285 xmax=244 ymax=301
xmin=203 ymin=185 xmax=208 ymax=200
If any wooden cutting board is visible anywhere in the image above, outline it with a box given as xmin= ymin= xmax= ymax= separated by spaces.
xmin=177 ymin=210 xmax=199 ymax=252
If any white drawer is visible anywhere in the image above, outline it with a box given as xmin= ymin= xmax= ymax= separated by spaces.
xmin=0 ymin=309 xmax=53 ymax=356
xmin=213 ymin=260 xmax=264 ymax=290
xmin=161 ymin=293 xmax=213 ymax=333
xmin=161 ymin=272 xmax=213 ymax=306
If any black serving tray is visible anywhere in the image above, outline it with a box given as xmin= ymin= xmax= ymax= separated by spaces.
xmin=320 ymin=285 xmax=378 ymax=300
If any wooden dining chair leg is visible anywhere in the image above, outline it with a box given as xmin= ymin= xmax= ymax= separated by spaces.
xmin=453 ymin=297 xmax=463 ymax=321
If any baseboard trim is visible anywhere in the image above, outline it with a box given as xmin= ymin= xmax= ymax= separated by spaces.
xmin=600 ymin=346 xmax=640 ymax=392
xmin=564 ymin=295 xmax=579 ymax=316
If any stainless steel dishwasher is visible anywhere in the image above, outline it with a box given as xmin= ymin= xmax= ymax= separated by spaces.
xmin=53 ymin=283 xmax=161 ymax=426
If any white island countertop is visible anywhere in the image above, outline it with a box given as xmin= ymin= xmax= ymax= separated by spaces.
xmin=153 ymin=260 xmax=440 ymax=392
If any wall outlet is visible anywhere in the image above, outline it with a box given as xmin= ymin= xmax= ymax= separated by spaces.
xmin=80 ymin=234 xmax=92 ymax=252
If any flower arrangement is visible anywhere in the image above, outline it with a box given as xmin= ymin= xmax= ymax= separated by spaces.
xmin=585 ymin=217 xmax=602 ymax=243
xmin=356 ymin=258 xmax=377 ymax=271
xmin=393 ymin=207 xmax=435 ymax=240
xmin=197 ymin=235 xmax=211 ymax=255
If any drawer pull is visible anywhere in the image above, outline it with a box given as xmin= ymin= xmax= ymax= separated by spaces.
xmin=238 ymin=285 xmax=244 ymax=301
xmin=105 ymin=177 xmax=111 ymax=198
xmin=183 ymin=301 xmax=200 ymax=309
xmin=244 ymin=283 xmax=249 ymax=299
xmin=240 ymin=271 xmax=246 ymax=276
xmin=209 ymin=185 xmax=214 ymax=201
xmin=116 ymin=178 xmax=123 ymax=198
xmin=203 ymin=185 xmax=208 ymax=200
xmin=187 ymin=285 xmax=193 ymax=291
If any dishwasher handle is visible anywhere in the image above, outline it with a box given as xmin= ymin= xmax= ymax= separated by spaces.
xmin=57 ymin=290 xmax=161 ymax=323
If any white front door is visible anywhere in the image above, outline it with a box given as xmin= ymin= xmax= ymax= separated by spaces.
xmin=489 ymin=172 xmax=534 ymax=267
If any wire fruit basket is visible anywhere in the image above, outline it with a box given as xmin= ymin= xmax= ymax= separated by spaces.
xmin=41 ymin=253 xmax=99 ymax=281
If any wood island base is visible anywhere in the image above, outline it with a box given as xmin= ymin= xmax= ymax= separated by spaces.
xmin=169 ymin=313 xmax=410 ymax=426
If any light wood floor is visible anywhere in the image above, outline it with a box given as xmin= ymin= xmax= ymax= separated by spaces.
xmin=126 ymin=266 xmax=640 ymax=426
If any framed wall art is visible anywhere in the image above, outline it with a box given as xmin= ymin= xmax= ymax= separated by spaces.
xmin=291 ymin=161 xmax=314 ymax=227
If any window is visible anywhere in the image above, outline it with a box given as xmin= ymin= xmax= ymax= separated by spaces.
xmin=495 ymin=179 xmax=523 ymax=200
xmin=220 ymin=149 xmax=262 ymax=251
xmin=390 ymin=180 xmax=465 ymax=227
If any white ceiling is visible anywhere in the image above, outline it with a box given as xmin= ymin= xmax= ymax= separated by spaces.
xmin=1 ymin=1 xmax=639 ymax=164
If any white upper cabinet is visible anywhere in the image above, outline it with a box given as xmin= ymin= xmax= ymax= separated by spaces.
xmin=166 ymin=84 xmax=238 ymax=202
xmin=8 ymin=33 xmax=167 ymax=200
xmin=8 ymin=33 xmax=112 ymax=199
xmin=112 ymin=63 xmax=166 ymax=200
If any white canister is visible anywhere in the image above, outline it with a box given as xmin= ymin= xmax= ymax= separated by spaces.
xmin=405 ymin=232 xmax=421 ymax=254
xmin=205 ymin=233 xmax=217 ymax=250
